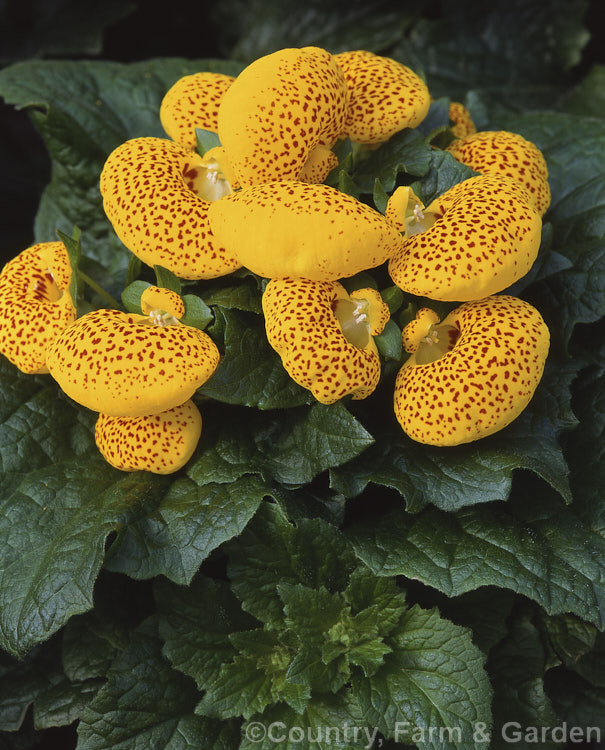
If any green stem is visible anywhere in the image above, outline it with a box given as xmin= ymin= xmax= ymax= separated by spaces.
xmin=78 ymin=270 xmax=121 ymax=309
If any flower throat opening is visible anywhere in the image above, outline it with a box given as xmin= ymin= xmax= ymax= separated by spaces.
xmin=332 ymin=298 xmax=372 ymax=349
xmin=415 ymin=324 xmax=460 ymax=364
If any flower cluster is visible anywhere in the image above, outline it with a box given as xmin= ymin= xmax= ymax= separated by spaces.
xmin=0 ymin=46 xmax=551 ymax=471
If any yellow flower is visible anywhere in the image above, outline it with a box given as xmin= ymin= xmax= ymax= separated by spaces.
xmin=446 ymin=130 xmax=551 ymax=216
xmin=394 ymin=296 xmax=549 ymax=446
xmin=448 ymin=101 xmax=476 ymax=140
xmin=46 ymin=293 xmax=220 ymax=417
xmin=160 ymin=72 xmax=234 ymax=150
xmin=263 ymin=277 xmax=390 ymax=404
xmin=218 ymin=47 xmax=347 ymax=187
xmin=100 ymin=137 xmax=240 ymax=280
xmin=0 ymin=242 xmax=76 ymax=374
xmin=334 ymin=50 xmax=430 ymax=144
xmin=387 ymin=175 xmax=542 ymax=301
xmin=95 ymin=400 xmax=202 ymax=474
xmin=208 ymin=180 xmax=404 ymax=281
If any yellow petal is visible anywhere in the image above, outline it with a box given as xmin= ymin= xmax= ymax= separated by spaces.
xmin=100 ymin=137 xmax=241 ymax=280
xmin=95 ymin=400 xmax=202 ymax=474
xmin=402 ymin=308 xmax=441 ymax=353
xmin=447 ymin=130 xmax=551 ymax=216
xmin=334 ymin=50 xmax=430 ymax=144
xmin=448 ymin=101 xmax=476 ymax=140
xmin=140 ymin=286 xmax=185 ymax=318
xmin=349 ymin=288 xmax=390 ymax=336
xmin=394 ymin=295 xmax=549 ymax=446
xmin=263 ymin=277 xmax=383 ymax=404
xmin=388 ymin=174 xmax=542 ymax=301
xmin=208 ymin=180 xmax=404 ymax=281
xmin=298 ymin=145 xmax=339 ymax=184
xmin=160 ymin=72 xmax=234 ymax=150
xmin=218 ymin=47 xmax=347 ymax=186
xmin=46 ymin=308 xmax=220 ymax=417
xmin=0 ymin=242 xmax=76 ymax=374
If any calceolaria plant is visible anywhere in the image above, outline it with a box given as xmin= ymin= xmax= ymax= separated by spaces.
xmin=1 ymin=1 xmax=605 ymax=748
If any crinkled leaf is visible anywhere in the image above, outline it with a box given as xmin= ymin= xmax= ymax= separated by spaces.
xmin=203 ymin=280 xmax=263 ymax=314
xmin=33 ymin=677 xmax=103 ymax=730
xmin=413 ymin=149 xmax=476 ymax=205
xmin=354 ymin=605 xmax=492 ymax=748
xmin=105 ymin=474 xmax=271 ymax=585
xmin=239 ymin=691 xmax=370 ymax=750
xmin=0 ymin=58 xmax=242 ymax=285
xmin=227 ymin=502 xmax=358 ymax=628
xmin=77 ymin=618 xmax=239 ymax=750
xmin=350 ymin=489 xmax=605 ymax=628
xmin=538 ymin=613 xmax=597 ymax=670
xmin=563 ymin=64 xmax=605 ymax=118
xmin=545 ymin=668 xmax=605 ymax=734
xmin=488 ymin=615 xmax=558 ymax=749
xmin=188 ymin=401 xmax=373 ymax=486
xmin=156 ymin=576 xmax=255 ymax=692
xmin=200 ymin=308 xmax=311 ymax=409
xmin=0 ymin=450 xmax=168 ymax=657
xmin=344 ymin=568 xmax=407 ymax=639
xmin=351 ymin=129 xmax=432 ymax=193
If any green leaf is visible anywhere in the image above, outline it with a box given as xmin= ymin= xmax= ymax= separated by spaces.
xmin=199 ymin=308 xmax=311 ymax=409
xmin=121 ymin=280 xmax=151 ymax=314
xmin=239 ymin=691 xmax=370 ymax=750
xmin=195 ymin=128 xmax=221 ymax=157
xmin=344 ymin=568 xmax=407 ymax=639
xmin=337 ymin=170 xmax=360 ymax=199
xmin=351 ymin=129 xmax=432 ymax=193
xmin=227 ymin=502 xmax=359 ymax=628
xmin=56 ymin=226 xmax=81 ymax=308
xmin=0 ymin=395 xmax=169 ymax=655
xmin=105 ymin=474 xmax=271 ymax=585
xmin=156 ymin=575 xmax=255 ymax=691
xmin=154 ymin=265 xmax=182 ymax=294
xmin=374 ymin=319 xmax=402 ymax=362
xmin=189 ymin=401 xmax=374 ymax=486
xmin=372 ymin=179 xmax=389 ymax=214
xmin=180 ymin=295 xmax=213 ymax=330
xmin=538 ymin=613 xmax=597 ymax=670
xmin=203 ymin=280 xmax=263 ymax=314
xmin=488 ymin=614 xmax=558 ymax=749
xmin=0 ymin=58 xmax=243 ymax=285
xmin=77 ymin=618 xmax=239 ymax=750
xmin=413 ymin=149 xmax=476 ymax=205
xmin=350 ymin=488 xmax=605 ymax=628
xmin=279 ymin=584 xmax=346 ymax=640
xmin=33 ymin=677 xmax=103 ymax=730
xmin=331 ymin=358 xmax=578 ymax=509
xmin=545 ymin=668 xmax=605 ymax=734
xmin=354 ymin=605 xmax=492 ymax=748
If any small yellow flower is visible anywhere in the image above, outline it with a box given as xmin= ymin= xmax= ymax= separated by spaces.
xmin=218 ymin=47 xmax=348 ymax=186
xmin=447 ymin=130 xmax=551 ymax=216
xmin=46 ymin=301 xmax=220 ymax=418
xmin=208 ymin=180 xmax=404 ymax=281
xmin=0 ymin=242 xmax=76 ymax=374
xmin=95 ymin=400 xmax=202 ymax=474
xmin=387 ymin=175 xmax=542 ymax=301
xmin=334 ymin=50 xmax=430 ymax=144
xmin=263 ymin=277 xmax=390 ymax=404
xmin=160 ymin=72 xmax=234 ymax=150
xmin=100 ymin=137 xmax=240 ymax=280
xmin=448 ymin=101 xmax=476 ymax=140
xmin=394 ymin=295 xmax=549 ymax=446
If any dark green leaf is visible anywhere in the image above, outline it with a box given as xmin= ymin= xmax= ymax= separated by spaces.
xmin=227 ymin=503 xmax=358 ymax=628
xmin=189 ymin=401 xmax=373 ymax=486
xmin=337 ymin=170 xmax=360 ymax=199
xmin=56 ymin=226 xmax=81 ymax=308
xmin=563 ymin=64 xmax=605 ymax=118
xmin=374 ymin=319 xmax=402 ymax=362
xmin=372 ymin=179 xmax=389 ymax=214
xmin=203 ymin=281 xmax=263 ymax=314
xmin=412 ymin=149 xmax=476 ymax=206
xmin=545 ymin=668 xmax=605 ymax=735
xmin=180 ymin=295 xmax=213 ymax=330
xmin=121 ymin=280 xmax=151 ymax=315
xmin=77 ymin=618 xmax=238 ymax=750
xmin=537 ymin=613 xmax=597 ymax=670
xmin=154 ymin=265 xmax=182 ymax=295
xmin=105 ymin=475 xmax=271 ymax=585
xmin=199 ymin=308 xmax=311 ymax=409
xmin=33 ymin=677 xmax=103 ymax=730
xmin=350 ymin=490 xmax=605 ymax=628
xmin=156 ymin=576 xmax=255 ymax=691
xmin=354 ymin=605 xmax=492 ymax=748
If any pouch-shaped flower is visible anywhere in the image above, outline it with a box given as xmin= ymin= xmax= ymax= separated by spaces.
xmin=394 ymin=296 xmax=549 ymax=446
xmin=446 ymin=130 xmax=551 ymax=216
xmin=387 ymin=175 xmax=542 ymax=301
xmin=95 ymin=400 xmax=202 ymax=474
xmin=160 ymin=72 xmax=234 ymax=150
xmin=448 ymin=101 xmax=476 ymax=140
xmin=46 ymin=305 xmax=220 ymax=418
xmin=208 ymin=180 xmax=404 ymax=281
xmin=334 ymin=50 xmax=430 ymax=144
xmin=218 ymin=46 xmax=347 ymax=186
xmin=263 ymin=277 xmax=389 ymax=404
xmin=100 ymin=137 xmax=240 ymax=280
xmin=0 ymin=242 xmax=76 ymax=374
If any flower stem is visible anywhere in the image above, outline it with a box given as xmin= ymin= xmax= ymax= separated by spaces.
xmin=78 ymin=270 xmax=121 ymax=309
